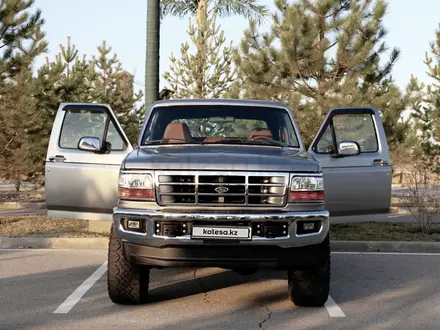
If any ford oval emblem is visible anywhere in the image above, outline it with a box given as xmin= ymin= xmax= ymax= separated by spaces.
xmin=215 ymin=186 xmax=229 ymax=193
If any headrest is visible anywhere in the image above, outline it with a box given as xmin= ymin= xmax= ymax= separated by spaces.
xmin=163 ymin=122 xmax=193 ymax=143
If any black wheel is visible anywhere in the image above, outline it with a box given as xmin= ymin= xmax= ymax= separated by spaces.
xmin=107 ymin=226 xmax=150 ymax=304
xmin=287 ymin=235 xmax=330 ymax=307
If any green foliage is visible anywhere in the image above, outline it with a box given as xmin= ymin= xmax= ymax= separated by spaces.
xmin=161 ymin=0 xmax=269 ymax=24
xmin=163 ymin=5 xmax=237 ymax=135
xmin=0 ymin=0 xmax=47 ymax=184
xmin=163 ymin=12 xmax=235 ymax=98
xmin=0 ymin=68 xmax=41 ymax=183
xmin=90 ymin=41 xmax=144 ymax=142
xmin=405 ymin=26 xmax=440 ymax=172
xmin=231 ymin=0 xmax=405 ymax=149
xmin=1 ymin=28 xmax=143 ymax=184
xmin=423 ymin=25 xmax=440 ymax=155
xmin=0 ymin=0 xmax=47 ymax=83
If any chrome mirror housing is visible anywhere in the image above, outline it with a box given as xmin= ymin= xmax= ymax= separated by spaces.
xmin=78 ymin=137 xmax=102 ymax=152
xmin=338 ymin=141 xmax=360 ymax=156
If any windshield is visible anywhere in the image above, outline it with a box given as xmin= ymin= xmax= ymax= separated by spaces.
xmin=141 ymin=105 xmax=300 ymax=148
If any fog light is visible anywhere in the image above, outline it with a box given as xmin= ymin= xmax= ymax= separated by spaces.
xmin=296 ymin=220 xmax=321 ymax=235
xmin=303 ymin=222 xmax=315 ymax=231
xmin=127 ymin=220 xmax=141 ymax=229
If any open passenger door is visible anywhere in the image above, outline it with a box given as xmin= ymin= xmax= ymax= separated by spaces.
xmin=45 ymin=103 xmax=133 ymax=221
xmin=308 ymin=107 xmax=392 ymax=216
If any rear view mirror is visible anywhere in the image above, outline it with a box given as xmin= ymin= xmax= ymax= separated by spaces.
xmin=209 ymin=116 xmax=234 ymax=122
xmin=78 ymin=137 xmax=102 ymax=152
xmin=337 ymin=141 xmax=360 ymax=156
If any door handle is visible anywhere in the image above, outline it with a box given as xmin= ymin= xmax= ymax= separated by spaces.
xmin=372 ymin=159 xmax=388 ymax=166
xmin=49 ymin=155 xmax=66 ymax=162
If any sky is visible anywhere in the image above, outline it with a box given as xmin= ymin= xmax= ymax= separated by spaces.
xmin=34 ymin=0 xmax=440 ymax=96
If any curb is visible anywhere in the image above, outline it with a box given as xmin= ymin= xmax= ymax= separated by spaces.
xmin=0 ymin=237 xmax=108 ymax=249
xmin=0 ymin=201 xmax=46 ymax=210
xmin=389 ymin=206 xmax=410 ymax=214
xmin=1 ymin=237 xmax=440 ymax=253
xmin=332 ymin=240 xmax=440 ymax=253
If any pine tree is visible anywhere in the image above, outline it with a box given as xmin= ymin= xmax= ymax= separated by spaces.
xmin=0 ymin=0 xmax=47 ymax=185
xmin=232 ymin=0 xmax=404 ymax=148
xmin=163 ymin=11 xmax=237 ymax=136
xmin=91 ymin=41 xmax=144 ymax=143
xmin=163 ymin=11 xmax=235 ymax=98
xmin=0 ymin=0 xmax=47 ymax=84
xmin=423 ymin=25 xmax=440 ymax=157
xmin=162 ymin=0 xmax=268 ymax=99
xmin=406 ymin=26 xmax=440 ymax=172
xmin=30 ymin=37 xmax=98 ymax=180
xmin=0 ymin=68 xmax=41 ymax=186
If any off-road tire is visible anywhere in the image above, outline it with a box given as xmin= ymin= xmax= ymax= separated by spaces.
xmin=287 ymin=235 xmax=330 ymax=307
xmin=107 ymin=226 xmax=149 ymax=304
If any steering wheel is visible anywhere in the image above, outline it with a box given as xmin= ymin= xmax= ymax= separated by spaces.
xmin=250 ymin=135 xmax=274 ymax=142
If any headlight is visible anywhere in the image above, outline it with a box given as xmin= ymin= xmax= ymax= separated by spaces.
xmin=289 ymin=176 xmax=324 ymax=201
xmin=290 ymin=176 xmax=324 ymax=191
xmin=118 ymin=172 xmax=155 ymax=200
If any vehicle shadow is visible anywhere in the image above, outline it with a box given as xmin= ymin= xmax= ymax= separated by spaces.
xmin=147 ymin=267 xmax=286 ymax=303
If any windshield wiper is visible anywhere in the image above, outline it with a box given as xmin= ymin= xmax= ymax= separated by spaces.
xmin=203 ymin=138 xmax=286 ymax=147
xmin=241 ymin=138 xmax=287 ymax=147
xmin=143 ymin=138 xmax=203 ymax=145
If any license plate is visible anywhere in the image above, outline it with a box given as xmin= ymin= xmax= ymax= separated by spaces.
xmin=191 ymin=226 xmax=252 ymax=240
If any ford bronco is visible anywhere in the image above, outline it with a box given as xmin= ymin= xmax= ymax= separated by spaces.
xmin=45 ymin=99 xmax=391 ymax=306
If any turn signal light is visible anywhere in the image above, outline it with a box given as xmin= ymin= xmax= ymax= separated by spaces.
xmin=118 ymin=188 xmax=155 ymax=200
xmin=289 ymin=191 xmax=324 ymax=201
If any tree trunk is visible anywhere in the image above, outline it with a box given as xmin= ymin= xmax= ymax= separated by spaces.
xmin=195 ymin=0 xmax=208 ymax=98
xmin=145 ymin=0 xmax=161 ymax=109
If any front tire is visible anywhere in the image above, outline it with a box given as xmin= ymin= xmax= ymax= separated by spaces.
xmin=287 ymin=235 xmax=330 ymax=307
xmin=107 ymin=226 xmax=150 ymax=304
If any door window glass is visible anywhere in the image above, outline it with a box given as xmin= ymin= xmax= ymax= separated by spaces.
xmin=59 ymin=107 xmax=125 ymax=150
xmin=106 ymin=120 xmax=125 ymax=150
xmin=315 ymin=113 xmax=378 ymax=153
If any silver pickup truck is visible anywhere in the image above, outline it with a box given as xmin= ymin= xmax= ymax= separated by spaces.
xmin=45 ymin=99 xmax=391 ymax=307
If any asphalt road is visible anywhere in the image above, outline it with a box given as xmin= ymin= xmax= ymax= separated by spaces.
xmin=1 ymin=250 xmax=440 ymax=329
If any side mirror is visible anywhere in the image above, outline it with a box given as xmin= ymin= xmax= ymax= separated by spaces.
xmin=337 ymin=141 xmax=360 ymax=156
xmin=78 ymin=137 xmax=102 ymax=152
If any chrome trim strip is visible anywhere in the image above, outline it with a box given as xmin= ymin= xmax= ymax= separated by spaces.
xmin=114 ymin=208 xmax=329 ymax=221
xmin=149 ymin=235 xmax=294 ymax=241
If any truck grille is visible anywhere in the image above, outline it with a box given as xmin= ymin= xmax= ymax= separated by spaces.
xmin=156 ymin=171 xmax=288 ymax=207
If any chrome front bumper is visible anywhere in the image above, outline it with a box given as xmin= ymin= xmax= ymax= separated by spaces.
xmin=113 ymin=208 xmax=330 ymax=248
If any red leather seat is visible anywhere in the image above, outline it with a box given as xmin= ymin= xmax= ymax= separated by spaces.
xmin=248 ymin=129 xmax=273 ymax=139
xmin=163 ymin=122 xmax=193 ymax=143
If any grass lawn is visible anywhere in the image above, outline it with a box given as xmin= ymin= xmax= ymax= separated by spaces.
xmin=331 ymin=222 xmax=440 ymax=242
xmin=0 ymin=216 xmax=107 ymax=238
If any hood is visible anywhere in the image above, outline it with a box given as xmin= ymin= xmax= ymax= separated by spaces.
xmin=122 ymin=145 xmax=321 ymax=173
